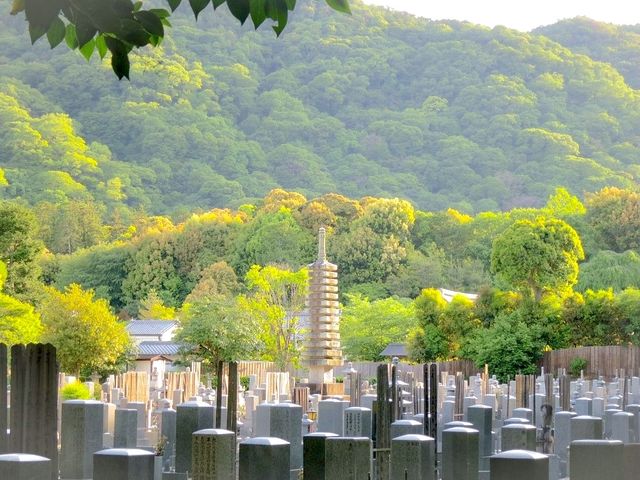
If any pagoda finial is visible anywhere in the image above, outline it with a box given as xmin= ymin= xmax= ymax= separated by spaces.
xmin=318 ymin=227 xmax=327 ymax=261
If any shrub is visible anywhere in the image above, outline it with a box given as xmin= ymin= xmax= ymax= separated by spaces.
xmin=61 ymin=382 xmax=91 ymax=401
xmin=569 ymin=357 xmax=588 ymax=377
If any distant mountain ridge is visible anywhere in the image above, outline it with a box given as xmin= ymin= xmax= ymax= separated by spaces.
xmin=1 ymin=2 xmax=639 ymax=217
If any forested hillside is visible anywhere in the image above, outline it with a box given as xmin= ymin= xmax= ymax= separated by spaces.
xmin=2 ymin=1 xmax=640 ymax=221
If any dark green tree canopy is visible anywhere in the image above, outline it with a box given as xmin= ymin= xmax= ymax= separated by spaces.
xmin=491 ymin=217 xmax=585 ymax=299
xmin=12 ymin=0 xmax=350 ymax=79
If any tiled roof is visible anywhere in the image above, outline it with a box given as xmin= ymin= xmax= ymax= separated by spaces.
xmin=438 ymin=288 xmax=478 ymax=303
xmin=380 ymin=343 xmax=408 ymax=358
xmin=137 ymin=341 xmax=181 ymax=357
xmin=126 ymin=320 xmax=178 ymax=336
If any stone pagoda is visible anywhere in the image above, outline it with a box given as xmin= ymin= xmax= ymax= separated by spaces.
xmin=303 ymin=227 xmax=343 ymax=385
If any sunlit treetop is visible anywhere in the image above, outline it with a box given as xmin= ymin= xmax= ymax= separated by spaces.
xmin=10 ymin=0 xmax=351 ymax=79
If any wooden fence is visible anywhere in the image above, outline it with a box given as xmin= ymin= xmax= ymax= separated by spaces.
xmin=326 ymin=359 xmax=478 ymax=384
xmin=542 ymin=345 xmax=640 ymax=378
xmin=237 ymin=361 xmax=277 ymax=387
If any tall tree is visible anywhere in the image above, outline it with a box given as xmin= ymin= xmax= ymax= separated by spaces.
xmin=0 ymin=261 xmax=43 ymax=345
xmin=239 ymin=264 xmax=308 ymax=371
xmin=585 ymin=187 xmax=640 ymax=252
xmin=0 ymin=201 xmax=43 ymax=300
xmin=40 ymin=284 xmax=131 ymax=376
xmin=340 ymin=294 xmax=416 ymax=361
xmin=175 ymin=295 xmax=259 ymax=369
xmin=491 ymin=217 xmax=584 ymax=300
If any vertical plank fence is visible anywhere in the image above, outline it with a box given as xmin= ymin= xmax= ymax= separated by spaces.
xmin=542 ymin=345 xmax=640 ymax=379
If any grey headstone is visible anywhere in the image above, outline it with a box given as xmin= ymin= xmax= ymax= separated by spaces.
xmin=624 ymin=443 xmax=640 ymax=480
xmin=503 ymin=418 xmax=530 ymax=425
xmin=127 ymin=401 xmax=147 ymax=432
xmin=254 ymin=403 xmax=273 ymax=437
xmin=269 ymin=403 xmax=303 ymax=471
xmin=390 ymin=419 xmax=422 ymax=439
xmin=442 ymin=427 xmax=479 ymax=480
xmin=611 ymin=412 xmax=633 ymax=443
xmin=318 ymin=399 xmax=349 ymax=436
xmin=575 ymin=397 xmax=593 ymax=416
xmin=239 ymin=437 xmax=289 ymax=480
xmin=60 ymin=400 xmax=105 ymax=479
xmin=93 ymin=448 xmax=154 ymax=480
xmin=604 ymin=408 xmax=622 ymax=439
xmin=569 ymin=440 xmax=624 ymax=480
xmin=175 ymin=401 xmax=214 ymax=474
xmin=490 ymin=450 xmax=549 ymax=480
xmin=344 ymin=407 xmax=372 ymax=438
xmin=592 ymin=397 xmax=605 ymax=418
xmin=160 ymin=408 xmax=177 ymax=470
xmin=624 ymin=404 xmax=640 ymax=443
xmin=390 ymin=434 xmax=436 ymax=480
xmin=444 ymin=421 xmax=474 ymax=429
xmin=114 ymin=409 xmax=138 ymax=448
xmin=303 ymin=432 xmax=339 ymax=480
xmin=571 ymin=415 xmax=603 ymax=441
xmin=0 ymin=453 xmax=51 ymax=480
xmin=468 ymin=404 xmax=493 ymax=470
xmin=501 ymin=424 xmax=536 ymax=452
xmin=325 ymin=437 xmax=371 ymax=480
xmin=553 ymin=411 xmax=575 ymax=477
xmin=512 ymin=408 xmax=533 ymax=423
xmin=191 ymin=429 xmax=235 ymax=480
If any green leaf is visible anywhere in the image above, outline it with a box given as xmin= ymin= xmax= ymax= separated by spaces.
xmin=188 ymin=0 xmax=210 ymax=19
xmin=272 ymin=0 xmax=288 ymax=36
xmin=75 ymin=15 xmax=98 ymax=48
xmin=24 ymin=0 xmax=62 ymax=34
xmin=10 ymin=0 xmax=25 ymax=15
xmin=167 ymin=0 xmax=182 ymax=11
xmin=149 ymin=8 xmax=171 ymax=18
xmin=29 ymin=23 xmax=48 ymax=44
xmin=227 ymin=0 xmax=250 ymax=24
xmin=134 ymin=10 xmax=164 ymax=36
xmin=249 ymin=0 xmax=266 ymax=28
xmin=106 ymin=37 xmax=130 ymax=80
xmin=133 ymin=1 xmax=143 ymax=11
xmin=284 ymin=0 xmax=295 ymax=9
xmin=149 ymin=34 xmax=164 ymax=47
xmin=325 ymin=0 xmax=350 ymax=14
xmin=46 ymin=17 xmax=66 ymax=48
xmin=79 ymin=39 xmax=95 ymax=61
xmin=64 ymin=24 xmax=78 ymax=49
xmin=117 ymin=19 xmax=151 ymax=47
xmin=95 ymin=35 xmax=108 ymax=59
xmin=212 ymin=0 xmax=225 ymax=8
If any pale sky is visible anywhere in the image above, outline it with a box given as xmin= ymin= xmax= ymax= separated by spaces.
xmin=363 ymin=0 xmax=640 ymax=31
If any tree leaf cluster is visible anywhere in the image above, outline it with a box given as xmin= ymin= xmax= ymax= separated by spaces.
xmin=11 ymin=0 xmax=349 ymax=78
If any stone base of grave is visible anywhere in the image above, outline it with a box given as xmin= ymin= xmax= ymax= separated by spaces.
xmin=93 ymin=448 xmax=154 ymax=480
xmin=308 ymin=366 xmax=334 ymax=386
xmin=162 ymin=473 xmax=188 ymax=480
xmin=0 ymin=453 xmax=51 ymax=480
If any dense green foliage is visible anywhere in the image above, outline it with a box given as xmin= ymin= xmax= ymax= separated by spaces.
xmin=491 ymin=217 xmax=584 ymax=299
xmin=5 ymin=4 xmax=640 ymax=378
xmin=340 ymin=294 xmax=416 ymax=361
xmin=40 ymin=283 xmax=132 ymax=376
xmin=60 ymin=381 xmax=92 ymax=401
xmin=0 ymin=261 xmax=43 ymax=345
xmin=175 ymin=294 xmax=259 ymax=368
xmin=11 ymin=0 xmax=349 ymax=79
xmin=2 ymin=5 xmax=640 ymax=218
